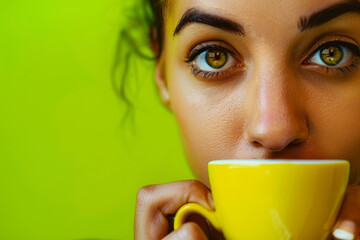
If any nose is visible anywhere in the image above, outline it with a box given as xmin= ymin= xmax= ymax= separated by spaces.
xmin=244 ymin=68 xmax=308 ymax=152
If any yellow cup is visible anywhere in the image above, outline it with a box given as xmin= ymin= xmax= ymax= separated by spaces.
xmin=174 ymin=159 xmax=349 ymax=240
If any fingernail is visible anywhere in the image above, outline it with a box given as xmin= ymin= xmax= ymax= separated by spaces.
xmin=333 ymin=229 xmax=355 ymax=240
xmin=207 ymin=192 xmax=215 ymax=209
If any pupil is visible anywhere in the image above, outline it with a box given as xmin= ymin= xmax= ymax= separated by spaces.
xmin=215 ymin=52 xmax=220 ymax=60
xmin=206 ymin=49 xmax=227 ymax=68
xmin=329 ymin=49 xmax=335 ymax=57
xmin=320 ymin=45 xmax=343 ymax=66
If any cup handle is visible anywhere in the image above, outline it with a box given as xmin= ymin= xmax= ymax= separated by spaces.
xmin=174 ymin=203 xmax=222 ymax=232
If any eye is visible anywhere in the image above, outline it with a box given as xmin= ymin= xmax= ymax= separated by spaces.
xmin=193 ymin=47 xmax=236 ymax=71
xmin=307 ymin=42 xmax=356 ymax=66
xmin=185 ymin=43 xmax=245 ymax=81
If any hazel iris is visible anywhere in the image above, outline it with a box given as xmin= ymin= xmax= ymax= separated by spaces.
xmin=320 ymin=46 xmax=343 ymax=65
xmin=205 ymin=49 xmax=227 ymax=68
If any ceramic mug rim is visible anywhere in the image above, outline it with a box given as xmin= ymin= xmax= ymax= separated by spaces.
xmin=209 ymin=159 xmax=349 ymax=165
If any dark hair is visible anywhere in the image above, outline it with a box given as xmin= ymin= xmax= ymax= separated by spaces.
xmin=111 ymin=0 xmax=167 ymax=123
xmin=148 ymin=0 xmax=167 ymax=57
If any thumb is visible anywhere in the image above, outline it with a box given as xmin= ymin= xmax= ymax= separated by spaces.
xmin=162 ymin=222 xmax=208 ymax=240
xmin=332 ymin=184 xmax=360 ymax=240
xmin=333 ymin=220 xmax=359 ymax=240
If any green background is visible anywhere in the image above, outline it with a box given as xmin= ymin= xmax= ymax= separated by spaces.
xmin=0 ymin=0 xmax=194 ymax=239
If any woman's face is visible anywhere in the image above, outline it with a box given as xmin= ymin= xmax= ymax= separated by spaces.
xmin=155 ymin=0 xmax=360 ymax=186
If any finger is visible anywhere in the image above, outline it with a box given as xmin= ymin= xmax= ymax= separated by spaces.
xmin=333 ymin=221 xmax=358 ymax=240
xmin=162 ymin=222 xmax=208 ymax=240
xmin=332 ymin=184 xmax=360 ymax=240
xmin=135 ymin=180 xmax=214 ymax=240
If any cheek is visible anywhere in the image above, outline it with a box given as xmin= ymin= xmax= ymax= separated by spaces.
xmin=308 ymin=79 xmax=360 ymax=155
xmin=313 ymin=104 xmax=360 ymax=161
xmin=167 ymin=68 xmax=246 ymax=183
xmin=320 ymin=112 xmax=360 ymax=183
xmin=300 ymin=79 xmax=360 ymax=182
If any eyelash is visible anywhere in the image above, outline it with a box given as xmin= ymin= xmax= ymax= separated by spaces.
xmin=185 ymin=40 xmax=360 ymax=80
xmin=314 ymin=58 xmax=360 ymax=75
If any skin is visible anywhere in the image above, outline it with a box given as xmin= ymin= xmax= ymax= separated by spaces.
xmin=135 ymin=0 xmax=360 ymax=239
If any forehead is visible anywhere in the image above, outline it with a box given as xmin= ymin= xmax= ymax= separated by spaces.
xmin=166 ymin=0 xmax=348 ymax=37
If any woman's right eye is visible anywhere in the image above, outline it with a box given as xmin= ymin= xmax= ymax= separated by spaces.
xmin=185 ymin=44 xmax=244 ymax=80
xmin=194 ymin=48 xmax=236 ymax=71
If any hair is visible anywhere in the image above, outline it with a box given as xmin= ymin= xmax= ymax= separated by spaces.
xmin=111 ymin=0 xmax=170 ymax=123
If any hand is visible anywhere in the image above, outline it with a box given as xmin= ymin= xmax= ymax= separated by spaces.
xmin=134 ymin=180 xmax=224 ymax=240
xmin=332 ymin=184 xmax=360 ymax=240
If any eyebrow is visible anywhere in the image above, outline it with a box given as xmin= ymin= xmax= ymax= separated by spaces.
xmin=298 ymin=1 xmax=360 ymax=31
xmin=173 ymin=8 xmax=245 ymax=36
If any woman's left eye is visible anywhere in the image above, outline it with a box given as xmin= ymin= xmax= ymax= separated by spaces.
xmin=307 ymin=42 xmax=358 ymax=67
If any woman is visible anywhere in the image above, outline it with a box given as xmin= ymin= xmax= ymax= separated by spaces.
xmin=130 ymin=0 xmax=360 ymax=239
